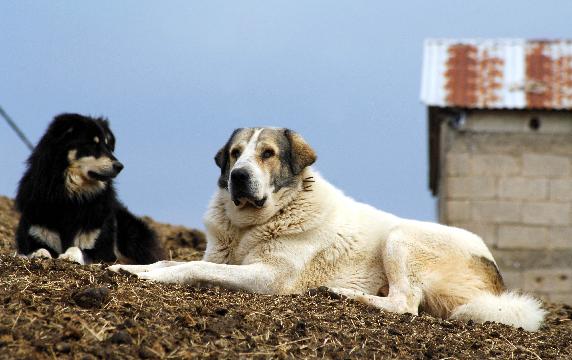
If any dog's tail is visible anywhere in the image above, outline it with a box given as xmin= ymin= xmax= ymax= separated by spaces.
xmin=450 ymin=291 xmax=546 ymax=331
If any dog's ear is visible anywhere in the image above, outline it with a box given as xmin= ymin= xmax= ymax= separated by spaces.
xmin=95 ymin=118 xmax=116 ymax=151
xmin=214 ymin=147 xmax=226 ymax=169
xmin=214 ymin=146 xmax=230 ymax=189
xmin=48 ymin=113 xmax=84 ymax=143
xmin=98 ymin=118 xmax=110 ymax=127
xmin=95 ymin=118 xmax=111 ymax=135
xmin=215 ymin=129 xmax=243 ymax=189
xmin=285 ymin=129 xmax=316 ymax=175
xmin=215 ymin=128 xmax=242 ymax=169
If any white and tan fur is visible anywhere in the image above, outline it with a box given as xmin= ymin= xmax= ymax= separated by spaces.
xmin=110 ymin=127 xmax=546 ymax=331
xmin=64 ymin=149 xmax=110 ymax=198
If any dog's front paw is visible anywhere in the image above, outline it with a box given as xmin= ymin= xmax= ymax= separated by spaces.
xmin=58 ymin=247 xmax=85 ymax=264
xmin=108 ymin=261 xmax=180 ymax=275
xmin=28 ymin=248 xmax=52 ymax=259
xmin=137 ymin=267 xmax=189 ymax=284
xmin=107 ymin=264 xmax=121 ymax=272
xmin=108 ymin=264 xmax=140 ymax=274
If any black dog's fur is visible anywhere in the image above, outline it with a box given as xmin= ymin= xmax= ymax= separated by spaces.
xmin=15 ymin=114 xmax=165 ymax=264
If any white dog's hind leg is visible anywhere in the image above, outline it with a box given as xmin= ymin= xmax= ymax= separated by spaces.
xmin=28 ymin=248 xmax=52 ymax=259
xmin=329 ymin=287 xmax=422 ymax=315
xmin=373 ymin=230 xmax=424 ymax=314
xmin=108 ymin=260 xmax=187 ymax=274
xmin=330 ymin=229 xmax=424 ymax=315
xmin=58 ymin=247 xmax=86 ymax=264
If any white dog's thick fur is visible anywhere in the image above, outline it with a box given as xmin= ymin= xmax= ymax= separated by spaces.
xmin=450 ymin=292 xmax=546 ymax=331
xmin=110 ymin=128 xmax=546 ymax=331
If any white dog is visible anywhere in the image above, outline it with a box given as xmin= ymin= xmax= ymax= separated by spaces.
xmin=110 ymin=127 xmax=546 ymax=331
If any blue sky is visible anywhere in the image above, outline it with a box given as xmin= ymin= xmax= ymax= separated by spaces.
xmin=1 ymin=1 xmax=571 ymax=228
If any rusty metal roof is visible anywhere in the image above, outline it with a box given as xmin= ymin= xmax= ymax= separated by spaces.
xmin=421 ymin=39 xmax=572 ymax=110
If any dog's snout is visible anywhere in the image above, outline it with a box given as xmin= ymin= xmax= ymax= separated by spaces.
xmin=231 ymin=168 xmax=250 ymax=186
xmin=113 ymin=161 xmax=124 ymax=174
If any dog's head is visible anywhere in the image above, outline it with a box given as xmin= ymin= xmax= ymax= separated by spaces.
xmin=214 ymin=128 xmax=316 ymax=217
xmin=45 ymin=113 xmax=123 ymax=198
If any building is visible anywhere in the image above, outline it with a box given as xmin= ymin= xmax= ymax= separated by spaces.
xmin=421 ymin=39 xmax=572 ymax=304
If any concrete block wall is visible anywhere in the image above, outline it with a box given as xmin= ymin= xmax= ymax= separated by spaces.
xmin=439 ymin=110 xmax=572 ymax=304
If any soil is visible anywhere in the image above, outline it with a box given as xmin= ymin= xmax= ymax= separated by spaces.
xmin=0 ymin=195 xmax=571 ymax=359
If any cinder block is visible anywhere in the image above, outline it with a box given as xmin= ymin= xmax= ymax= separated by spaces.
xmin=523 ymin=154 xmax=570 ymax=177
xmin=445 ymin=200 xmax=471 ymax=222
xmin=497 ymin=225 xmax=547 ymax=249
xmin=501 ymin=270 xmax=524 ymax=290
xmin=546 ymin=292 xmax=572 ymax=305
xmin=498 ymin=178 xmax=547 ymax=200
xmin=550 ymin=179 xmax=572 ymax=201
xmin=522 ymin=202 xmax=570 ymax=225
xmin=466 ymin=111 xmax=572 ymax=134
xmin=523 ymin=269 xmax=572 ymax=293
xmin=445 ymin=153 xmax=471 ymax=176
xmin=471 ymin=154 xmax=520 ymax=176
xmin=472 ymin=201 xmax=521 ymax=223
xmin=533 ymin=292 xmax=552 ymax=302
xmin=447 ymin=177 xmax=496 ymax=199
xmin=464 ymin=116 xmax=526 ymax=133
xmin=547 ymin=227 xmax=572 ymax=249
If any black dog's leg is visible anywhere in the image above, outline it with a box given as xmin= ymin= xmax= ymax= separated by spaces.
xmin=15 ymin=217 xmax=59 ymax=258
xmin=114 ymin=205 xmax=165 ymax=264
xmin=83 ymin=216 xmax=118 ymax=263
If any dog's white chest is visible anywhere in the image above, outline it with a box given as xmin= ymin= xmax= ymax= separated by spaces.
xmin=73 ymin=229 xmax=101 ymax=249
xmin=29 ymin=225 xmax=62 ymax=253
xmin=227 ymin=235 xmax=257 ymax=264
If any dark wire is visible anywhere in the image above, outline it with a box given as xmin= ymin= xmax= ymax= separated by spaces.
xmin=0 ymin=106 xmax=34 ymax=151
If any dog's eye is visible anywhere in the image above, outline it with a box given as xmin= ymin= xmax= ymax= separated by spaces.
xmin=262 ymin=149 xmax=275 ymax=159
xmin=231 ymin=149 xmax=241 ymax=158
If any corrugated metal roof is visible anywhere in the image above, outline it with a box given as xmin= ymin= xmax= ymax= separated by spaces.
xmin=421 ymin=39 xmax=572 ymax=110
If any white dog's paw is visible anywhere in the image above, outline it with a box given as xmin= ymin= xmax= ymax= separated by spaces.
xmin=107 ymin=264 xmax=121 ymax=272
xmin=107 ymin=264 xmax=147 ymax=274
xmin=28 ymin=248 xmax=52 ymax=259
xmin=108 ymin=261 xmax=185 ymax=274
xmin=137 ymin=267 xmax=188 ymax=284
xmin=58 ymin=247 xmax=85 ymax=265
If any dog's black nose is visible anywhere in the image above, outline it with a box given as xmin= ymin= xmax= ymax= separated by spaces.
xmin=113 ymin=161 xmax=124 ymax=174
xmin=254 ymin=198 xmax=266 ymax=207
xmin=231 ymin=168 xmax=250 ymax=187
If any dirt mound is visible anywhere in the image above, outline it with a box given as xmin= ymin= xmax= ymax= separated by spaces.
xmin=142 ymin=216 xmax=206 ymax=261
xmin=0 ymin=196 xmax=206 ymax=261
xmin=1 ymin=196 xmax=571 ymax=359
xmin=0 ymin=196 xmax=19 ymax=252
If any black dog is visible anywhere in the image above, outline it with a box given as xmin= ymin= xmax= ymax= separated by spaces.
xmin=15 ymin=114 xmax=165 ymax=264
